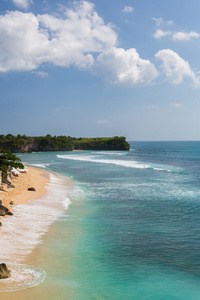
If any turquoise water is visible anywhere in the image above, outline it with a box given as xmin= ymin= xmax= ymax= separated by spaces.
xmin=17 ymin=142 xmax=200 ymax=299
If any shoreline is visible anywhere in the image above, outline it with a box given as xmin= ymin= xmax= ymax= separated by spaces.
xmin=0 ymin=166 xmax=50 ymax=215
xmin=0 ymin=166 xmax=73 ymax=297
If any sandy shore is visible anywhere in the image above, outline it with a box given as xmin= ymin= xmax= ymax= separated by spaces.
xmin=0 ymin=166 xmax=50 ymax=214
xmin=0 ymin=166 xmax=51 ymax=297
xmin=0 ymin=166 xmax=74 ymax=298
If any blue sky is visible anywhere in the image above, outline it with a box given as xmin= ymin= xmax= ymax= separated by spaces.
xmin=1 ymin=0 xmax=200 ymax=140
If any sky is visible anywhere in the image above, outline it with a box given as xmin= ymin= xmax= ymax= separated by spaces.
xmin=1 ymin=0 xmax=200 ymax=141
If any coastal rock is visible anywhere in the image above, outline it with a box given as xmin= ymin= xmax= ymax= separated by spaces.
xmin=28 ymin=187 xmax=36 ymax=191
xmin=0 ymin=263 xmax=11 ymax=279
xmin=6 ymin=211 xmax=13 ymax=216
xmin=0 ymin=200 xmax=13 ymax=216
xmin=0 ymin=207 xmax=6 ymax=216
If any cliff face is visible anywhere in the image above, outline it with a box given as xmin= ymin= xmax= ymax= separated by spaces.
xmin=21 ymin=140 xmax=39 ymax=153
xmin=0 ymin=135 xmax=130 ymax=153
xmin=0 ymin=139 xmax=39 ymax=153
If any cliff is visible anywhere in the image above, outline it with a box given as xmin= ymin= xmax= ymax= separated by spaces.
xmin=0 ymin=135 xmax=130 ymax=153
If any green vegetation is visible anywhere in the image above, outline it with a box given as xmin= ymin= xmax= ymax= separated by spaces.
xmin=73 ymin=136 xmax=130 ymax=150
xmin=0 ymin=134 xmax=130 ymax=153
xmin=0 ymin=149 xmax=24 ymax=176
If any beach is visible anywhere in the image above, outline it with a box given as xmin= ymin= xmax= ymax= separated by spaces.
xmin=1 ymin=143 xmax=200 ymax=299
xmin=0 ymin=166 xmax=50 ymax=214
xmin=0 ymin=165 xmax=73 ymax=298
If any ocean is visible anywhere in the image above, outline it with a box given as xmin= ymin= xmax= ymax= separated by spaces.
xmin=1 ymin=141 xmax=200 ymax=299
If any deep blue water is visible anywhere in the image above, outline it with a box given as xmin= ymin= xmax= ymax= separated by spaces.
xmin=18 ymin=141 xmax=200 ymax=299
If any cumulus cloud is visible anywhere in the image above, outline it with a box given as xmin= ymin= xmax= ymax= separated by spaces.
xmin=0 ymin=11 xmax=50 ymax=72
xmin=154 ymin=29 xmax=200 ymax=41
xmin=1 ymin=2 xmax=200 ymax=88
xmin=152 ymin=17 xmax=200 ymax=42
xmin=95 ymin=47 xmax=158 ymax=87
xmin=154 ymin=29 xmax=171 ymax=39
xmin=122 ymin=6 xmax=133 ymax=13
xmin=12 ymin=0 xmax=33 ymax=9
xmin=172 ymin=31 xmax=200 ymax=41
xmin=0 ymin=1 xmax=117 ymax=72
xmin=155 ymin=49 xmax=200 ymax=86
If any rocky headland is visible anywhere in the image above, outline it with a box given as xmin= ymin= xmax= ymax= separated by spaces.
xmin=0 ymin=134 xmax=130 ymax=153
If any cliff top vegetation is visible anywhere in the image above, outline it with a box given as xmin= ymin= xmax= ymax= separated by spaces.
xmin=0 ymin=134 xmax=130 ymax=153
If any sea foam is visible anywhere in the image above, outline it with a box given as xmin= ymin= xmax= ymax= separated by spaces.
xmin=0 ymin=173 xmax=71 ymax=292
xmin=57 ymin=154 xmax=179 ymax=173
xmin=27 ymin=163 xmax=50 ymax=168
xmin=0 ymin=264 xmax=46 ymax=292
xmin=0 ymin=173 xmax=71 ymax=263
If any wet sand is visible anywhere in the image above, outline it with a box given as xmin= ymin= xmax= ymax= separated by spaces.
xmin=0 ymin=166 xmax=50 ymax=299
xmin=0 ymin=167 xmax=73 ymax=299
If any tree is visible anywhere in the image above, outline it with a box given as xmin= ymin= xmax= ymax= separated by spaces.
xmin=0 ymin=149 xmax=24 ymax=178
xmin=6 ymin=134 xmax=14 ymax=140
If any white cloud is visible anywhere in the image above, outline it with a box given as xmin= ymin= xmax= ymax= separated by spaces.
xmin=0 ymin=11 xmax=50 ymax=72
xmin=152 ymin=18 xmax=199 ymax=42
xmin=32 ymin=71 xmax=48 ymax=77
xmin=153 ymin=28 xmax=200 ymax=41
xmin=170 ymin=103 xmax=182 ymax=108
xmin=152 ymin=17 xmax=163 ymax=27
xmin=155 ymin=49 xmax=200 ymax=86
xmin=154 ymin=29 xmax=171 ymax=39
xmin=1 ymin=2 xmax=200 ymax=89
xmin=0 ymin=1 xmax=117 ymax=72
xmin=172 ymin=31 xmax=200 ymax=41
xmin=95 ymin=47 xmax=158 ymax=87
xmin=122 ymin=6 xmax=133 ymax=13
xmin=12 ymin=0 xmax=33 ymax=9
xmin=152 ymin=17 xmax=173 ymax=27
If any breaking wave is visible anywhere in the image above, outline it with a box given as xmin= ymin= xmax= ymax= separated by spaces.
xmin=0 ymin=173 xmax=71 ymax=263
xmin=57 ymin=154 xmax=180 ymax=173
xmin=27 ymin=163 xmax=50 ymax=168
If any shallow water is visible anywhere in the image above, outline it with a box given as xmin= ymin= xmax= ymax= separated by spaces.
xmin=2 ymin=141 xmax=200 ymax=299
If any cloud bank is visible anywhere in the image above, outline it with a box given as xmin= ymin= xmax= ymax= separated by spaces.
xmin=0 ymin=1 xmax=200 ymax=88
xmin=0 ymin=1 xmax=117 ymax=71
